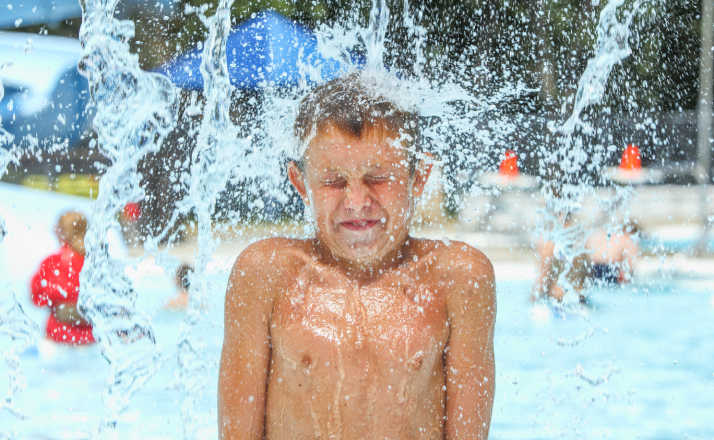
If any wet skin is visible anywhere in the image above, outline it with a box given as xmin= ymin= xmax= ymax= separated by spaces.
xmin=218 ymin=123 xmax=496 ymax=439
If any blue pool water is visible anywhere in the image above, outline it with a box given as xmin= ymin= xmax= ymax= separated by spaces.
xmin=492 ymin=279 xmax=714 ymax=439
xmin=1 ymin=267 xmax=712 ymax=439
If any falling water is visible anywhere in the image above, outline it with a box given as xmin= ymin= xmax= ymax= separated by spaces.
xmin=76 ymin=0 xmax=172 ymax=435
xmin=0 ymin=75 xmax=14 ymax=173
xmin=537 ymin=0 xmax=651 ymax=298
xmin=0 ymin=61 xmax=38 ymax=438
xmin=0 ymin=0 xmax=681 ymax=437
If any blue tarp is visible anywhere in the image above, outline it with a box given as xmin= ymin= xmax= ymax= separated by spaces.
xmin=159 ymin=10 xmax=353 ymax=90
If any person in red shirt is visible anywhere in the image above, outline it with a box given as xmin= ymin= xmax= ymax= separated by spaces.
xmin=30 ymin=211 xmax=95 ymax=345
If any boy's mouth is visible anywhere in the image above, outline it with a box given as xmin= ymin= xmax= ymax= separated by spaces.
xmin=338 ymin=219 xmax=380 ymax=231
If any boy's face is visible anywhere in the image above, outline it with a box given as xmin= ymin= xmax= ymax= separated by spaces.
xmin=288 ymin=122 xmax=430 ymax=268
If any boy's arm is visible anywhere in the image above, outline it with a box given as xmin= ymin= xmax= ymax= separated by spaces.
xmin=532 ymin=240 xmax=556 ymax=301
xmin=621 ymin=236 xmax=638 ymax=282
xmin=218 ymin=243 xmax=278 ymax=439
xmin=443 ymin=247 xmax=496 ymax=440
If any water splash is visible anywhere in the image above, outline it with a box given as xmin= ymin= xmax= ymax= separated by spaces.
xmin=0 ymin=292 xmax=39 ymax=432
xmin=266 ymin=0 xmax=536 ymax=215
xmin=0 ymin=101 xmax=30 ymax=437
xmin=0 ymin=0 xmax=671 ymax=436
xmin=174 ymin=1 xmax=238 ymax=436
xmin=77 ymin=0 xmax=174 ymax=435
xmin=559 ymin=0 xmax=647 ymax=138
xmin=0 ymin=73 xmax=16 ymax=175
xmin=538 ymin=0 xmax=651 ymax=300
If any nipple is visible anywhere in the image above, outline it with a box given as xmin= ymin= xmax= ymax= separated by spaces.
xmin=301 ymin=354 xmax=312 ymax=369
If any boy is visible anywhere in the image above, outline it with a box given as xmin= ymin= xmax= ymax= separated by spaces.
xmin=30 ymin=211 xmax=95 ymax=345
xmin=585 ymin=221 xmax=639 ymax=284
xmin=218 ymin=74 xmax=496 ymax=439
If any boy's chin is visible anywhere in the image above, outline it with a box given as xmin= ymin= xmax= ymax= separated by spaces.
xmin=318 ymin=228 xmax=405 ymax=268
xmin=334 ymin=244 xmax=381 ymax=264
xmin=333 ymin=240 xmax=399 ymax=268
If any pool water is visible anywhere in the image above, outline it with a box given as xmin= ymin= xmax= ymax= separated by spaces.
xmin=493 ymin=279 xmax=714 ymax=439
xmin=1 ymin=264 xmax=712 ymax=439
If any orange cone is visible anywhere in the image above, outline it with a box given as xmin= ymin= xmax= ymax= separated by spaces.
xmin=499 ymin=150 xmax=519 ymax=177
xmin=619 ymin=144 xmax=642 ymax=171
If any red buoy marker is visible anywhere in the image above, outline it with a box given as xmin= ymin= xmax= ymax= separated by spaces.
xmin=619 ymin=144 xmax=642 ymax=171
xmin=499 ymin=149 xmax=519 ymax=178
xmin=478 ymin=149 xmax=536 ymax=189
xmin=604 ymin=143 xmax=662 ymax=184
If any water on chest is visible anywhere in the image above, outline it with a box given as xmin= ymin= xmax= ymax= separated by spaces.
xmin=271 ymin=280 xmax=448 ymax=378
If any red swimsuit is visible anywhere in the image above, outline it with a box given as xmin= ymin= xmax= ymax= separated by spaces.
xmin=30 ymin=244 xmax=95 ymax=345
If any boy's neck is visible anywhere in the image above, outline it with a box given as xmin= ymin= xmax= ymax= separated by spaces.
xmin=311 ymin=237 xmax=414 ymax=283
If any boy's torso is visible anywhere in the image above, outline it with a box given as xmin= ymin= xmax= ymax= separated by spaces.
xmin=265 ymin=238 xmax=451 ymax=439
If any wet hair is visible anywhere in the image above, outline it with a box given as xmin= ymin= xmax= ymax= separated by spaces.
xmin=175 ymin=263 xmax=193 ymax=291
xmin=56 ymin=211 xmax=88 ymax=255
xmin=293 ymin=72 xmax=420 ymax=173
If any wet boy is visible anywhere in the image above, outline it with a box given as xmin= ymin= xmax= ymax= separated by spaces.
xmin=218 ymin=74 xmax=496 ymax=439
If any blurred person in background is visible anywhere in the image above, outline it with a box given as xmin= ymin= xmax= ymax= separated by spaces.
xmin=532 ymin=213 xmax=589 ymax=304
xmin=30 ymin=211 xmax=95 ymax=345
xmin=164 ymin=263 xmax=193 ymax=310
xmin=585 ymin=220 xmax=640 ymax=285
xmin=119 ymin=201 xmax=143 ymax=247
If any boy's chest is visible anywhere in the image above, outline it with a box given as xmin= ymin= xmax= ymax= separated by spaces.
xmin=271 ymin=272 xmax=449 ymax=372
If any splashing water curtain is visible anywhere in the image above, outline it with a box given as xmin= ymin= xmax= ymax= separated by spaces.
xmin=0 ymin=0 xmax=645 ymax=435
xmin=1 ymin=0 xmax=712 ymax=438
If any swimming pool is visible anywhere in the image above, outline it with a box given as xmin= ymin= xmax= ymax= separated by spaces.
xmin=1 ymin=258 xmax=711 ymax=439
xmin=492 ymin=278 xmax=714 ymax=439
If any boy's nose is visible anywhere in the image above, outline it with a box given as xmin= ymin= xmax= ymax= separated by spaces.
xmin=344 ymin=182 xmax=373 ymax=211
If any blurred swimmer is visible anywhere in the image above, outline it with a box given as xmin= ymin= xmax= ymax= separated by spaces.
xmin=585 ymin=221 xmax=639 ymax=284
xmin=532 ymin=239 xmax=589 ymax=303
xmin=218 ymin=74 xmax=496 ymax=439
xmin=30 ymin=211 xmax=94 ymax=345
xmin=532 ymin=214 xmax=589 ymax=304
xmin=164 ymin=263 xmax=193 ymax=310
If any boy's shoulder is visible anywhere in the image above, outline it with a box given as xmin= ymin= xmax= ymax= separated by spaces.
xmin=414 ymin=238 xmax=495 ymax=310
xmin=232 ymin=236 xmax=313 ymax=275
xmin=226 ymin=237 xmax=314 ymax=298
xmin=414 ymin=237 xmax=494 ymax=279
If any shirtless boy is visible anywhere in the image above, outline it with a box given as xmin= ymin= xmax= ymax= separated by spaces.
xmin=218 ymin=74 xmax=496 ymax=439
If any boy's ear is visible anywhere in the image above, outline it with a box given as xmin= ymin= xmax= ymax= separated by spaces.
xmin=287 ymin=161 xmax=309 ymax=205
xmin=411 ymin=154 xmax=433 ymax=198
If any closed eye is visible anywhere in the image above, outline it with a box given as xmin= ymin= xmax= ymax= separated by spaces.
xmin=322 ymin=178 xmax=346 ymax=188
xmin=364 ymin=175 xmax=390 ymax=185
